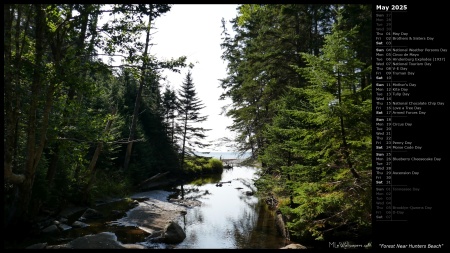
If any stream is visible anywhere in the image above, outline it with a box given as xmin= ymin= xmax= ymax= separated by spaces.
xmin=164 ymin=165 xmax=287 ymax=249
xmin=10 ymin=165 xmax=287 ymax=249
xmin=142 ymin=165 xmax=287 ymax=249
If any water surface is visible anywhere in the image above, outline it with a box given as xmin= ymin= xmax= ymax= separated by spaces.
xmin=166 ymin=165 xmax=286 ymax=249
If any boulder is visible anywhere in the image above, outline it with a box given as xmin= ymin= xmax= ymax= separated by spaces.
xmin=80 ymin=208 xmax=103 ymax=220
xmin=42 ymin=224 xmax=59 ymax=234
xmin=129 ymin=200 xmax=140 ymax=208
xmin=275 ymin=210 xmax=288 ymax=239
xmin=58 ymin=223 xmax=72 ymax=231
xmin=161 ymin=221 xmax=186 ymax=244
xmin=66 ymin=232 xmax=144 ymax=249
xmin=280 ymin=243 xmax=307 ymax=249
xmin=72 ymin=220 xmax=90 ymax=228
xmin=59 ymin=217 xmax=68 ymax=223
xmin=26 ymin=243 xmax=47 ymax=249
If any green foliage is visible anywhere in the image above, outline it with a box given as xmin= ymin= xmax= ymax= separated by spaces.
xmin=90 ymin=169 xmax=133 ymax=200
xmin=284 ymin=170 xmax=372 ymax=241
xmin=177 ymin=70 xmax=211 ymax=170
xmin=3 ymin=4 xmax=187 ymax=227
xmin=188 ymin=173 xmax=223 ymax=186
xmin=247 ymin=5 xmax=372 ymax=243
xmin=220 ymin=4 xmax=335 ymax=158
xmin=208 ymin=158 xmax=224 ymax=173
xmin=4 ymin=5 xmax=373 ymax=244
xmin=184 ymin=160 xmax=203 ymax=174
xmin=236 ymin=4 xmax=264 ymax=26
xmin=117 ymin=68 xmax=181 ymax=186
xmin=30 ymin=158 xmax=51 ymax=210
xmin=182 ymin=156 xmax=223 ymax=176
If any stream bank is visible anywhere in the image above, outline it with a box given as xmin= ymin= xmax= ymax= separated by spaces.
xmin=9 ymin=164 xmax=303 ymax=249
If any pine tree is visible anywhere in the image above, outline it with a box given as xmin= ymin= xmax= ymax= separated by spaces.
xmin=162 ymin=85 xmax=179 ymax=146
xmin=177 ymin=70 xmax=210 ymax=170
xmin=219 ymin=4 xmax=335 ymax=159
xmin=280 ymin=7 xmax=372 ymax=241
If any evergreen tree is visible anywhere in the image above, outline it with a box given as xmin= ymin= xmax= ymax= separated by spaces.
xmin=3 ymin=4 xmax=185 ymax=228
xmin=123 ymin=4 xmax=171 ymax=171
xmin=177 ymin=70 xmax=210 ymax=170
xmin=162 ymin=84 xmax=179 ymax=146
xmin=219 ymin=4 xmax=372 ymax=242
xmin=219 ymin=4 xmax=335 ymax=159
xmin=264 ymin=7 xmax=372 ymax=241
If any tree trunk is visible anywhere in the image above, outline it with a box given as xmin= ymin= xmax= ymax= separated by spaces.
xmin=46 ymin=5 xmax=92 ymax=187
xmin=13 ymin=4 xmax=46 ymax=225
xmin=246 ymin=127 xmax=255 ymax=159
xmin=337 ymin=71 xmax=359 ymax=179
xmin=83 ymin=106 xmax=117 ymax=203
xmin=137 ymin=171 xmax=170 ymax=190
xmin=180 ymin=110 xmax=188 ymax=170
xmin=46 ymin=144 xmax=59 ymax=184
xmin=124 ymin=10 xmax=152 ymax=171
xmin=4 ymin=4 xmax=26 ymax=185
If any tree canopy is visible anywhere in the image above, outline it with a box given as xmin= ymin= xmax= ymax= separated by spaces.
xmin=220 ymin=4 xmax=372 ymax=243
xmin=4 ymin=4 xmax=372 ymax=245
xmin=4 ymin=4 xmax=187 ymax=230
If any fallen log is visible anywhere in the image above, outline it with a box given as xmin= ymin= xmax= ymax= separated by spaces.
xmin=215 ymin=181 xmax=232 ymax=187
xmin=137 ymin=171 xmax=170 ymax=189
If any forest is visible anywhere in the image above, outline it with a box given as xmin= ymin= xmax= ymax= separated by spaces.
xmin=219 ymin=4 xmax=372 ymax=243
xmin=4 ymin=4 xmax=372 ymax=245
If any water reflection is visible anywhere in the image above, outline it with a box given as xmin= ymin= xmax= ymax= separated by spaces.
xmin=8 ymin=166 xmax=286 ymax=249
xmin=171 ymin=166 xmax=286 ymax=249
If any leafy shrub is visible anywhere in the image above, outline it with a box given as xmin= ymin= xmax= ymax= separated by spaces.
xmin=208 ymin=158 xmax=224 ymax=173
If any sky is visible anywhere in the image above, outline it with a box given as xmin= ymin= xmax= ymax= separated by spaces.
xmin=151 ymin=4 xmax=241 ymax=152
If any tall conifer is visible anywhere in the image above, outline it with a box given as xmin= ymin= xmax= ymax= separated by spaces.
xmin=177 ymin=70 xmax=210 ymax=170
